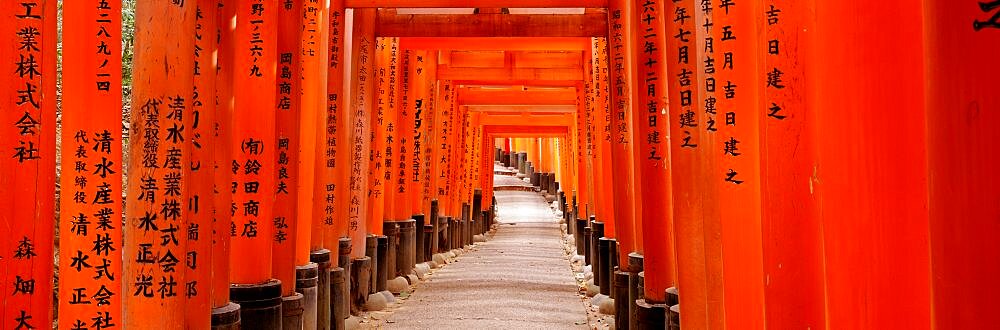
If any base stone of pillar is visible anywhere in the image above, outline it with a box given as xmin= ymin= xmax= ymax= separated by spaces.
xmin=309 ymin=250 xmax=332 ymax=330
xmin=295 ymin=262 xmax=319 ymax=330
xmin=614 ymin=270 xmax=631 ymax=330
xmin=635 ymin=298 xmax=667 ymax=329
xmin=230 ymin=279 xmax=283 ymax=330
xmin=330 ymin=267 xmax=348 ymax=330
xmin=282 ymin=292 xmax=305 ymax=330
xmin=668 ymin=304 xmax=680 ymax=330
xmin=627 ymin=253 xmax=644 ymax=330
xmin=211 ymin=302 xmax=241 ymax=330
xmin=350 ymin=257 xmax=373 ymax=316
xmin=666 ymin=287 xmax=679 ymax=306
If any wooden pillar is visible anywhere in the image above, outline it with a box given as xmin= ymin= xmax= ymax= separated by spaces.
xmin=755 ymin=0 xmax=824 ymax=328
xmin=59 ymin=1 xmax=118 ymax=328
xmin=186 ymin=0 xmax=219 ymax=325
xmin=213 ymin=0 xmax=236 ymax=311
xmin=431 ymin=80 xmax=456 ymax=216
xmin=124 ymin=1 xmax=195 ymax=327
xmin=346 ymin=8 xmax=377 ymax=257
xmin=275 ymin=0 xmax=304 ymax=297
xmin=591 ymin=39 xmax=617 ymax=235
xmin=229 ymin=0 xmax=278 ymax=284
xmin=395 ymin=49 xmax=414 ymax=219
xmin=408 ymin=50 xmax=434 ymax=217
xmin=573 ymin=83 xmax=591 ymax=217
xmin=606 ymin=0 xmax=639 ymax=264
xmin=528 ymin=137 xmax=541 ymax=170
xmin=367 ymin=37 xmax=392 ymax=235
xmin=926 ymin=2 xmax=1000 ymax=327
xmin=325 ymin=0 xmax=347 ymax=244
xmin=381 ymin=38 xmax=404 ymax=222
xmin=813 ymin=1 xmax=929 ymax=328
xmin=304 ymin=0 xmax=331 ymax=251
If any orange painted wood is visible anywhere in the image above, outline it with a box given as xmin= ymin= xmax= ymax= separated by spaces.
xmin=408 ymin=50 xmax=434 ymax=216
xmin=394 ymin=49 xmax=414 ymax=218
xmin=573 ymin=84 xmax=591 ymax=217
xmin=401 ymin=37 xmax=591 ymax=51
xmin=274 ymin=0 xmax=304 ymax=296
xmin=926 ymin=3 xmax=1000 ymax=327
xmin=667 ymin=0 xmax=710 ymax=327
xmin=813 ymin=1 xmax=929 ymax=328
xmin=0 ymin=0 xmax=59 ymax=328
xmin=60 ymin=0 xmax=123 ymax=327
xmin=431 ymin=80 xmax=456 ymax=215
xmin=345 ymin=0 xmax=607 ymax=8
xmin=375 ymin=12 xmax=608 ymax=38
xmin=630 ymin=0 xmax=675 ymax=303
xmin=437 ymin=66 xmax=584 ymax=82
xmin=367 ymin=37 xmax=393 ymax=233
xmin=325 ymin=0 xmax=348 ymax=244
xmin=528 ymin=138 xmax=541 ymax=171
xmin=346 ymin=8 xmax=377 ymax=257
xmin=457 ymin=87 xmax=578 ymax=106
xmin=755 ymin=0 xmax=824 ymax=328
xmin=380 ymin=38 xmax=406 ymax=221
xmin=589 ymin=38 xmax=617 ymax=238
xmin=229 ymin=0 xmax=278 ymax=285
xmin=711 ymin=1 xmax=765 ymax=328
xmin=606 ymin=0 xmax=639 ymax=265
xmin=213 ymin=0 xmax=237 ymax=309
xmin=124 ymin=1 xmax=195 ymax=327
xmin=184 ymin=0 xmax=219 ymax=324
xmin=303 ymin=0 xmax=331 ymax=250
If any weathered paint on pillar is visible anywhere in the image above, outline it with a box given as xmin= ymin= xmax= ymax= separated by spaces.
xmin=756 ymin=0 xmax=824 ymax=328
xmin=667 ymin=0 xmax=710 ymax=328
xmin=229 ymin=0 xmax=278 ymax=285
xmin=59 ymin=1 xmax=120 ymax=327
xmin=124 ymin=1 xmax=195 ymax=327
xmin=213 ymin=0 xmax=236 ymax=309
xmin=606 ymin=0 xmax=639 ymax=264
xmin=926 ymin=2 xmax=1000 ymax=328
xmin=346 ymin=8 xmax=377 ymax=257
xmin=812 ymin=1 xmax=929 ymax=328
xmin=275 ymin=0 xmax=304 ymax=295
xmin=693 ymin=2 xmax=726 ymax=328
xmin=186 ymin=0 xmax=219 ymax=324
xmin=632 ymin=0 xmax=675 ymax=303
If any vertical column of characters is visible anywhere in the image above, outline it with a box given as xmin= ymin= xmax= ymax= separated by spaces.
xmin=300 ymin=0 xmax=329 ymax=249
xmin=592 ymin=38 xmax=617 ymax=237
xmin=381 ymin=38 xmax=401 ymax=222
xmin=572 ymin=82 xmax=590 ymax=217
xmin=124 ymin=1 xmax=195 ymax=327
xmin=346 ymin=8 xmax=377 ymax=257
xmin=408 ymin=50 xmax=430 ymax=216
xmin=693 ymin=1 xmax=725 ymax=328
xmin=713 ymin=0 xmax=765 ymax=327
xmin=274 ymin=0 xmax=304 ymax=295
xmin=367 ymin=37 xmax=390 ymax=234
xmin=631 ymin=0 xmax=674 ymax=303
xmin=757 ymin=0 xmax=823 ymax=328
xmin=582 ymin=47 xmax=597 ymax=217
xmin=421 ymin=58 xmax=438 ymax=214
xmin=394 ymin=49 xmax=413 ymax=219
xmin=431 ymin=81 xmax=453 ymax=215
xmin=927 ymin=2 xmax=1000 ymax=327
xmin=229 ymin=0 xmax=278 ymax=284
xmin=665 ymin=1 xmax=711 ymax=327
xmin=324 ymin=0 xmax=346 ymax=243
xmin=184 ymin=1 xmax=220 ymax=326
xmin=213 ymin=0 xmax=237 ymax=310
xmin=58 ymin=0 xmax=121 ymax=328
xmin=606 ymin=0 xmax=639 ymax=263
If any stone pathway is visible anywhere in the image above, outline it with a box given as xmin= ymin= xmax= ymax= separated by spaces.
xmin=381 ymin=189 xmax=589 ymax=329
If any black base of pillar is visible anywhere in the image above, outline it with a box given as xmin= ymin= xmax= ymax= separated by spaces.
xmin=614 ymin=270 xmax=631 ymax=330
xmin=413 ymin=214 xmax=426 ymax=263
xmin=337 ymin=238 xmax=352 ymax=325
xmin=668 ymin=304 xmax=680 ymax=330
xmin=583 ymin=226 xmax=592 ymax=265
xmin=576 ymin=217 xmax=587 ymax=256
xmin=365 ymin=235 xmax=378 ymax=294
xmin=282 ymin=292 xmax=304 ymax=330
xmin=310 ymin=250 xmax=332 ymax=330
xmin=635 ymin=299 xmax=667 ymax=329
xmin=211 ymin=302 xmax=241 ymax=330
xmin=230 ymin=279 xmax=282 ymax=330
xmin=598 ymin=237 xmax=612 ymax=296
xmin=591 ymin=221 xmax=605 ymax=290
xmin=397 ymin=219 xmax=417 ymax=276
xmin=628 ymin=253 xmax=644 ymax=330
xmin=330 ymin=267 xmax=347 ymax=330
xmin=376 ymin=235 xmax=389 ymax=292
xmin=350 ymin=257 xmax=372 ymax=315
xmin=666 ymin=287 xmax=679 ymax=306
xmin=295 ymin=262 xmax=319 ymax=330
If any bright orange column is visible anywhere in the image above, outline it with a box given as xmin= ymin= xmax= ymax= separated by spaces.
xmin=431 ymin=80 xmax=456 ymax=216
xmin=573 ymin=83 xmax=591 ymax=217
xmin=213 ymin=0 xmax=236 ymax=310
xmin=59 ymin=1 xmax=118 ymax=328
xmin=185 ymin=0 xmax=219 ymax=325
xmin=756 ymin=0 xmax=824 ymax=328
xmin=591 ymin=39 xmax=617 ymax=235
xmin=668 ymin=0 xmax=710 ymax=328
xmin=382 ymin=38 xmax=406 ymax=222
xmin=528 ymin=137 xmax=541 ymax=170
xmin=346 ymin=8 xmax=377 ymax=257
xmin=1 ymin=1 xmax=56 ymax=327
xmin=394 ymin=49 xmax=414 ymax=219
xmin=606 ymin=0 xmax=639 ymax=263
xmin=367 ymin=37 xmax=391 ymax=235
xmin=275 ymin=0 xmax=304 ymax=297
xmin=325 ymin=0 xmax=347 ymax=245
xmin=693 ymin=2 xmax=726 ymax=328
xmin=124 ymin=1 xmax=195 ymax=327
xmin=305 ymin=0 xmax=331 ymax=251
xmin=229 ymin=0 xmax=278 ymax=285
xmin=813 ymin=1 xmax=929 ymax=328
xmin=408 ymin=50 xmax=434 ymax=217
xmin=630 ymin=0 xmax=675 ymax=303
xmin=926 ymin=3 xmax=1000 ymax=328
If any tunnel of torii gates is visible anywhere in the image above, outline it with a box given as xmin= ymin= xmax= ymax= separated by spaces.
xmin=0 ymin=0 xmax=997 ymax=329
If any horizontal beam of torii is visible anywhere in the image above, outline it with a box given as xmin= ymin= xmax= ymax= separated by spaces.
xmin=376 ymin=11 xmax=607 ymax=37
xmin=458 ymin=87 xmax=577 ymax=106
xmin=346 ymin=0 xmax=607 ymax=8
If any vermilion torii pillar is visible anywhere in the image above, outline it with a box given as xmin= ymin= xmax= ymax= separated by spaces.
xmin=228 ymin=0 xmax=280 ymax=327
xmin=60 ymin=1 xmax=117 ymax=328
xmin=124 ymin=1 xmax=195 ymax=328
xmin=213 ymin=1 xmax=239 ymax=326
xmin=606 ymin=0 xmax=639 ymax=268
